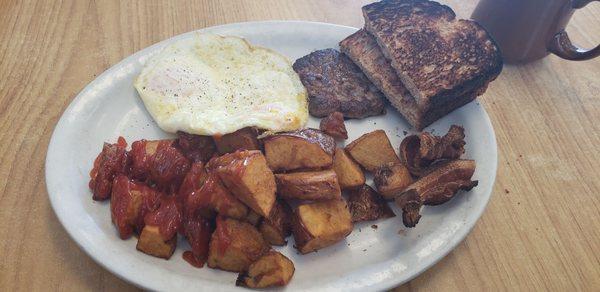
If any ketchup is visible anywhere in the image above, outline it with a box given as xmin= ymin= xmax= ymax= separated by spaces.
xmin=214 ymin=216 xmax=232 ymax=256
xmin=110 ymin=175 xmax=162 ymax=239
xmin=89 ymin=137 xmax=129 ymax=201
xmin=182 ymin=215 xmax=213 ymax=268
xmin=178 ymin=162 xmax=207 ymax=203
xmin=182 ymin=251 xmax=205 ymax=268
xmin=144 ymin=196 xmax=182 ymax=241
xmin=130 ymin=139 xmax=191 ymax=193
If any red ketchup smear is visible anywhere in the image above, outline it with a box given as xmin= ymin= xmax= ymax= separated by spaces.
xmin=144 ymin=196 xmax=182 ymax=241
xmin=214 ymin=216 xmax=232 ymax=257
xmin=182 ymin=215 xmax=213 ymax=268
xmin=89 ymin=136 xmax=129 ymax=201
xmin=129 ymin=139 xmax=153 ymax=181
xmin=150 ymin=142 xmax=191 ymax=192
xmin=110 ymin=175 xmax=162 ymax=239
xmin=185 ymin=169 xmax=240 ymax=218
xmin=178 ymin=162 xmax=206 ymax=203
xmin=185 ymin=176 xmax=215 ymax=218
xmin=135 ymin=185 xmax=163 ymax=234
xmin=130 ymin=139 xmax=191 ymax=193
xmin=110 ymin=175 xmax=134 ymax=239
xmin=182 ymin=251 xmax=205 ymax=268
xmin=215 ymin=150 xmax=252 ymax=178
xmin=211 ymin=182 xmax=237 ymax=215
xmin=205 ymin=150 xmax=252 ymax=193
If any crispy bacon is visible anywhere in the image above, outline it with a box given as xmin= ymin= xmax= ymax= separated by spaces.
xmin=399 ymin=125 xmax=466 ymax=177
xmin=395 ymin=159 xmax=478 ymax=227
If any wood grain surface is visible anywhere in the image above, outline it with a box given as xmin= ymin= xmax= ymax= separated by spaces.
xmin=1 ymin=0 xmax=599 ymax=291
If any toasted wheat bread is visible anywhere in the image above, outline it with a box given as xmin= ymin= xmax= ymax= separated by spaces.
xmin=340 ymin=29 xmax=483 ymax=129
xmin=362 ymin=0 xmax=502 ymax=111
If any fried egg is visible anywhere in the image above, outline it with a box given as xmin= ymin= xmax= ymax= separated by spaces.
xmin=134 ymin=33 xmax=308 ymax=135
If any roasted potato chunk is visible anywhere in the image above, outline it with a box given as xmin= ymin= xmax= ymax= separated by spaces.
xmin=332 ymin=148 xmax=365 ymax=190
xmin=136 ymin=225 xmax=177 ymax=259
xmin=207 ymin=217 xmax=270 ymax=272
xmin=236 ymin=251 xmax=295 ymax=288
xmin=213 ymin=127 xmax=261 ymax=154
xmin=292 ymin=199 xmax=353 ymax=254
xmin=136 ymin=196 xmax=181 ymax=259
xmin=345 ymin=130 xmax=400 ymax=172
xmin=110 ymin=175 xmax=162 ymax=239
xmin=373 ymin=162 xmax=414 ymax=200
xmin=177 ymin=162 xmax=209 ymax=202
xmin=275 ymin=170 xmax=341 ymax=201
xmin=210 ymin=150 xmax=276 ymax=217
xmin=347 ymin=185 xmax=395 ymax=222
xmin=243 ymin=209 xmax=262 ymax=226
xmin=259 ymin=200 xmax=292 ymax=246
xmin=263 ymin=128 xmax=335 ymax=171
xmin=185 ymin=172 xmax=248 ymax=219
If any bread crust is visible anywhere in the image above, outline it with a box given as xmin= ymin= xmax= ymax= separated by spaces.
xmin=361 ymin=0 xmax=502 ymax=123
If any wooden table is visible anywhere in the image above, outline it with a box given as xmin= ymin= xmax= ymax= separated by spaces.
xmin=1 ymin=0 xmax=598 ymax=290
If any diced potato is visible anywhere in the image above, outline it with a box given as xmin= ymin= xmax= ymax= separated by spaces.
xmin=259 ymin=200 xmax=292 ymax=246
xmin=136 ymin=225 xmax=177 ymax=259
xmin=345 ymin=130 xmax=400 ymax=172
xmin=210 ymin=150 xmax=276 ymax=217
xmin=263 ymin=129 xmax=335 ymax=172
xmin=213 ymin=127 xmax=261 ymax=154
xmin=207 ymin=217 xmax=270 ymax=272
xmin=236 ymin=251 xmax=295 ymax=288
xmin=373 ymin=162 xmax=414 ymax=200
xmin=347 ymin=185 xmax=395 ymax=222
xmin=178 ymin=161 xmax=208 ymax=201
xmin=292 ymin=199 xmax=353 ymax=254
xmin=243 ymin=209 xmax=262 ymax=226
xmin=143 ymin=140 xmax=162 ymax=156
xmin=332 ymin=148 xmax=365 ymax=190
xmin=110 ymin=175 xmax=162 ymax=239
xmin=185 ymin=172 xmax=249 ymax=219
xmin=275 ymin=170 xmax=341 ymax=201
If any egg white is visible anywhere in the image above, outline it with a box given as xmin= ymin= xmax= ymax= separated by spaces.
xmin=134 ymin=33 xmax=308 ymax=136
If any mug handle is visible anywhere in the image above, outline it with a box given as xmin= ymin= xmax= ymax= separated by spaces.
xmin=547 ymin=0 xmax=600 ymax=60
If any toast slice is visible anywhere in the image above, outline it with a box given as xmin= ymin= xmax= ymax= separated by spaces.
xmin=340 ymin=29 xmax=483 ymax=129
xmin=362 ymin=0 xmax=502 ymax=120
xmin=340 ymin=29 xmax=421 ymax=128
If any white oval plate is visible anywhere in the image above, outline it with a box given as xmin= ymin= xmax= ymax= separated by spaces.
xmin=46 ymin=21 xmax=497 ymax=291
